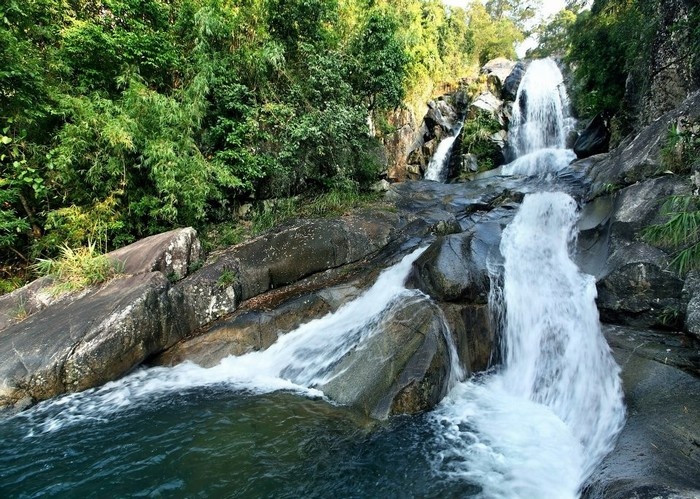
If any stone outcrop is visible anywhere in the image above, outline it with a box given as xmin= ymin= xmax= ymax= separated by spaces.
xmin=584 ymin=325 xmax=700 ymax=498
xmin=585 ymin=91 xmax=700 ymax=199
xmin=574 ymin=113 xmax=611 ymax=159
xmin=580 ymin=176 xmax=692 ymax=328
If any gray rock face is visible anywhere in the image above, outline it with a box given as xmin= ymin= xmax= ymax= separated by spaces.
xmin=0 ymin=227 xmax=201 ymax=333
xmin=585 ymin=92 xmax=700 ymax=198
xmin=320 ymin=296 xmax=452 ymax=419
xmin=0 ymin=273 xmax=185 ymax=409
xmin=410 ymin=222 xmax=501 ymax=304
xmin=683 ymin=271 xmax=700 ymax=339
xmin=584 ymin=325 xmax=700 ymax=499
xmin=502 ymin=61 xmax=526 ymax=101
xmin=574 ymin=113 xmax=611 ymax=159
xmin=109 ymin=227 xmax=202 ymax=280
xmin=481 ymin=57 xmax=516 ymax=97
xmin=580 ymin=176 xmax=693 ymax=328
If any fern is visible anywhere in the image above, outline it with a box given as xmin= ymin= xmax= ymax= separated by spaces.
xmin=643 ymin=195 xmax=700 ymax=274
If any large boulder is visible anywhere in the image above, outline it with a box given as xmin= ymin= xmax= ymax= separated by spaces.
xmin=584 ymin=325 xmax=700 ymax=498
xmin=588 ymin=176 xmax=692 ymax=328
xmin=481 ymin=57 xmax=516 ymax=97
xmin=502 ymin=61 xmax=527 ymax=102
xmin=574 ymin=113 xmax=611 ymax=159
xmin=0 ymin=227 xmax=201 ymax=333
xmin=0 ymin=273 xmax=186 ymax=411
xmin=320 ymin=296 xmax=452 ymax=419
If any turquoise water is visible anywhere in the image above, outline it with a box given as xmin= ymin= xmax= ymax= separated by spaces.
xmin=0 ymin=388 xmax=477 ymax=498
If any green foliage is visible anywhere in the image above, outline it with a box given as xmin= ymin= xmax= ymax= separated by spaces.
xmin=528 ymin=9 xmax=577 ymax=59
xmin=2 ymin=0 xmax=484 ymax=280
xmin=33 ymin=241 xmax=124 ymax=294
xmin=642 ymin=195 xmax=700 ymax=275
xmin=566 ymin=0 xmax=656 ymax=118
xmin=459 ymin=113 xmax=503 ymax=172
xmin=660 ymin=120 xmax=700 ymax=174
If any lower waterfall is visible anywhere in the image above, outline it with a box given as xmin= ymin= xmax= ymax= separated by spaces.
xmin=431 ymin=192 xmax=625 ymax=498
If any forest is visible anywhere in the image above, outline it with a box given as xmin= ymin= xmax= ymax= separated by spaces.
xmin=1 ymin=0 xmax=698 ymax=291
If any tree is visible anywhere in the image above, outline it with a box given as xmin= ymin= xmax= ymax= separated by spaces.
xmin=527 ymin=8 xmax=577 ymax=58
xmin=485 ymin=0 xmax=542 ymax=33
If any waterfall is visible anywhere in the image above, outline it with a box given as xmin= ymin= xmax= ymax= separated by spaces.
xmin=17 ymin=248 xmax=433 ymax=433
xmin=424 ymin=121 xmax=464 ymax=182
xmin=431 ymin=58 xmax=625 ymax=497
xmin=502 ymin=58 xmax=576 ymax=176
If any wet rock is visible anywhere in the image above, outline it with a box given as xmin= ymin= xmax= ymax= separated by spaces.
xmin=583 ymin=325 xmax=700 ymax=499
xmin=410 ymin=222 xmax=501 ymax=304
xmin=574 ymin=113 xmax=611 ymax=159
xmin=0 ymin=273 xmax=185 ymax=408
xmin=320 ymin=296 xmax=451 ymax=419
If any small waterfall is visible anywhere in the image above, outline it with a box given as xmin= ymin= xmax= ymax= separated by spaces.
xmin=424 ymin=121 xmax=464 ymax=182
xmin=503 ymin=58 xmax=576 ymax=176
xmin=16 ymin=248 xmax=434 ymax=433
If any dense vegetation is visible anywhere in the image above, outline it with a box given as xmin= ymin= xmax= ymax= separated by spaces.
xmin=1 ymin=0 xmax=526 ymax=289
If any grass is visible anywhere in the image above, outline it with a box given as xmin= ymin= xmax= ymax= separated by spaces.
xmin=202 ymin=188 xmax=384 ymax=253
xmin=33 ymin=240 xmax=124 ymax=295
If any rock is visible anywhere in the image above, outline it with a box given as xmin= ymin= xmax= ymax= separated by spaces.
xmin=153 ymin=293 xmax=340 ymax=367
xmin=579 ymin=176 xmax=693 ymax=328
xmin=0 ymin=273 xmax=185 ymax=408
xmin=586 ymin=92 xmax=700 ymax=198
xmin=574 ymin=113 xmax=611 ymax=159
xmin=683 ymin=270 xmax=700 ymax=339
xmin=381 ymin=107 xmax=423 ymax=182
xmin=172 ymin=211 xmax=402 ymax=333
xmin=0 ymin=227 xmax=202 ymax=333
xmin=502 ymin=61 xmax=526 ymax=101
xmin=410 ymin=222 xmax=501 ymax=304
xmin=320 ymin=296 xmax=452 ymax=419
xmin=583 ymin=325 xmax=700 ymax=498
xmin=481 ymin=57 xmax=516 ymax=96
xmin=596 ymin=241 xmax=685 ymax=328
xmin=468 ymin=91 xmax=504 ymax=124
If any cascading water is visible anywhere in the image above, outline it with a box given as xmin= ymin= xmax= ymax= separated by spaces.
xmin=424 ymin=121 xmax=464 ymax=182
xmin=502 ymin=58 xmax=576 ymax=175
xmin=429 ymin=58 xmax=625 ymax=497
xmin=12 ymin=248 xmax=431 ymax=433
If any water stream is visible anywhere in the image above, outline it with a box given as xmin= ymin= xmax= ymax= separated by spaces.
xmin=0 ymin=59 xmax=624 ymax=498
xmin=424 ymin=121 xmax=464 ymax=182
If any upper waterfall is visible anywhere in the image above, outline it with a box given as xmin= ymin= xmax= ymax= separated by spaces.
xmin=503 ymin=58 xmax=576 ymax=175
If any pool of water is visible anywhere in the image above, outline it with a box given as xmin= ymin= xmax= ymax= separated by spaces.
xmin=0 ymin=387 xmax=479 ymax=498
